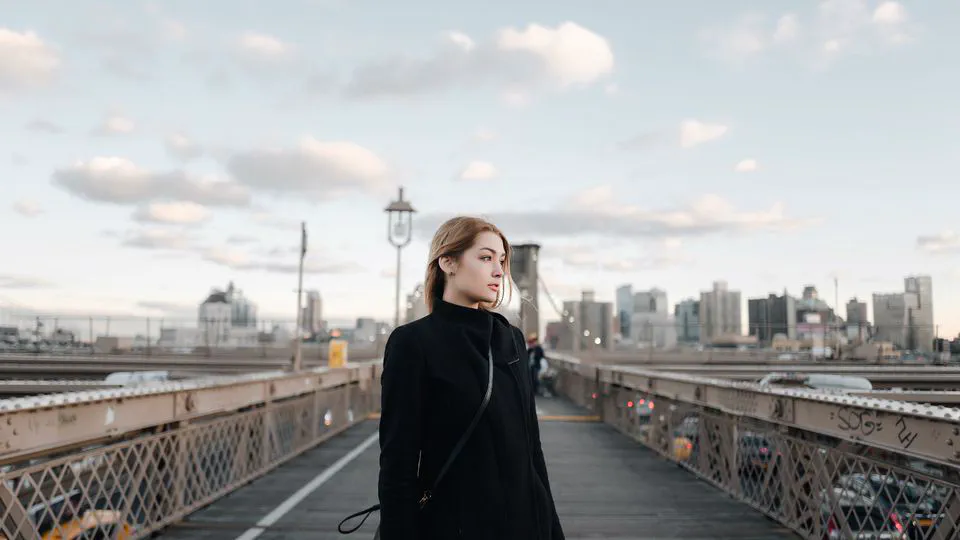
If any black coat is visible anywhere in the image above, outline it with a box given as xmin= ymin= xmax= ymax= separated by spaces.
xmin=378 ymin=298 xmax=565 ymax=540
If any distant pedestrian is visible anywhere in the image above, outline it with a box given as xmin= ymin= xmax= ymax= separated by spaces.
xmin=527 ymin=333 xmax=545 ymax=395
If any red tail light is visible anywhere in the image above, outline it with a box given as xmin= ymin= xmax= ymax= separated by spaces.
xmin=826 ymin=516 xmax=837 ymax=534
xmin=759 ymin=447 xmax=769 ymax=455
xmin=890 ymin=512 xmax=903 ymax=533
xmin=627 ymin=400 xmax=634 ymax=408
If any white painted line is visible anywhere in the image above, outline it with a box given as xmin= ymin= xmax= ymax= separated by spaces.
xmin=234 ymin=432 xmax=380 ymax=540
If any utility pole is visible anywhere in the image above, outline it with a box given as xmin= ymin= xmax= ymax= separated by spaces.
xmin=293 ymin=221 xmax=306 ymax=371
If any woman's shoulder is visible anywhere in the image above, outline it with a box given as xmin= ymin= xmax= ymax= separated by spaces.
xmin=488 ymin=311 xmax=524 ymax=343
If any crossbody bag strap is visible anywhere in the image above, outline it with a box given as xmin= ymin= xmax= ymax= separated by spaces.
xmin=419 ymin=346 xmax=494 ymax=509
xmin=338 ymin=347 xmax=494 ymax=535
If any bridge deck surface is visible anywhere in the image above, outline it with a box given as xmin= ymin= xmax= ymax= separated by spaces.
xmin=161 ymin=397 xmax=795 ymax=539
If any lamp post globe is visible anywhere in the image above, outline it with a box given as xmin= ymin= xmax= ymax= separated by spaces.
xmin=385 ymin=187 xmax=416 ymax=329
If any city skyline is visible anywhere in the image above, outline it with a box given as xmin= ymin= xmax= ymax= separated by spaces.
xmin=3 ymin=1 xmax=960 ymax=335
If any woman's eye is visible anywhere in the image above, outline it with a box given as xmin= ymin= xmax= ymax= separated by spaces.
xmin=481 ymin=256 xmax=492 ymax=261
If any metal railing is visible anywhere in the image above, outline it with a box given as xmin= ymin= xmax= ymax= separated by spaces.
xmin=550 ymin=354 xmax=960 ymax=539
xmin=0 ymin=363 xmax=381 ymax=539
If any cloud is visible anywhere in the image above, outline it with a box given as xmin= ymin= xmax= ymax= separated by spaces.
xmin=53 ymin=157 xmax=251 ymax=206
xmin=225 ymin=137 xmax=390 ymax=200
xmin=226 ymin=234 xmax=258 ymax=245
xmin=252 ymin=212 xmax=301 ymax=231
xmin=418 ymin=185 xmax=814 ymax=240
xmin=343 ymin=22 xmax=613 ymax=98
xmin=24 ymin=119 xmax=62 ymax=134
xmin=705 ymin=2 xmax=914 ymax=65
xmin=917 ymin=231 xmax=960 ymax=254
xmin=12 ymin=200 xmax=43 ymax=217
xmin=10 ymin=152 xmax=27 ymax=166
xmin=133 ymin=201 xmax=210 ymax=225
xmin=200 ymin=247 xmax=361 ymax=275
xmin=473 ymin=128 xmax=497 ymax=142
xmin=237 ymin=31 xmax=293 ymax=59
xmin=735 ymin=158 xmax=758 ymax=172
xmin=0 ymin=274 xmax=54 ymax=290
xmin=458 ymin=160 xmax=499 ymax=181
xmin=136 ymin=300 xmax=196 ymax=317
xmin=121 ymin=228 xmax=195 ymax=250
xmin=164 ymin=133 xmax=203 ymax=161
xmin=0 ymin=28 xmax=59 ymax=93
xmin=679 ymin=119 xmax=729 ymax=148
xmin=93 ymin=114 xmax=135 ymax=136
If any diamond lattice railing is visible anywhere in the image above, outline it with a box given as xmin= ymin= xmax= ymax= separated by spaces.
xmin=1 ymin=374 xmax=375 ymax=539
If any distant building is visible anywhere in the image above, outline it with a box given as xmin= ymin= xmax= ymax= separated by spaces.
xmin=301 ymin=290 xmax=323 ymax=334
xmin=846 ymin=297 xmax=870 ymax=342
xmin=630 ymin=312 xmax=677 ymax=349
xmin=405 ymin=283 xmax=428 ymax=323
xmin=557 ymin=290 xmax=613 ymax=351
xmin=747 ymin=292 xmax=797 ymax=343
xmin=905 ymin=275 xmax=934 ymax=352
xmin=511 ymin=243 xmax=541 ymax=339
xmin=634 ymin=288 xmax=668 ymax=315
xmin=699 ymin=281 xmax=742 ymax=343
xmin=616 ymin=285 xmax=634 ymax=337
xmin=158 ymin=282 xmax=261 ymax=350
xmin=674 ymin=299 xmax=700 ymax=343
xmin=872 ymin=275 xmax=934 ymax=352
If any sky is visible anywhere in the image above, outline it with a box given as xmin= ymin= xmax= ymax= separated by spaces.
xmin=1 ymin=0 xmax=960 ymax=336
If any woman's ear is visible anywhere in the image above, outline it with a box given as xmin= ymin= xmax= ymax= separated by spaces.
xmin=438 ymin=255 xmax=458 ymax=275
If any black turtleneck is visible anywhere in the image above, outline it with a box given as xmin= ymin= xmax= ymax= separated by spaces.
xmin=377 ymin=294 xmax=564 ymax=539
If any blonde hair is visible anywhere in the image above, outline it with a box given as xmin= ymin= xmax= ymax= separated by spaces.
xmin=425 ymin=216 xmax=512 ymax=313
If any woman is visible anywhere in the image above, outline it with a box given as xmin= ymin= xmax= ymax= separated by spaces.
xmin=378 ymin=216 xmax=564 ymax=539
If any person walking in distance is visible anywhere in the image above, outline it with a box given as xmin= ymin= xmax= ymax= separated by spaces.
xmin=527 ymin=333 xmax=546 ymax=396
xmin=376 ymin=216 xmax=564 ymax=539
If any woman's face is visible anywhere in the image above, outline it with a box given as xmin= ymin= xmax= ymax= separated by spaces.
xmin=443 ymin=231 xmax=507 ymax=307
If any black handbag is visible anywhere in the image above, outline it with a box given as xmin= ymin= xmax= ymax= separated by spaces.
xmin=338 ymin=347 xmax=495 ymax=537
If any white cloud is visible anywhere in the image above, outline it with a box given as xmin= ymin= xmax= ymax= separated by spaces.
xmin=344 ymin=21 xmax=613 ymax=98
xmin=164 ymin=133 xmax=203 ymax=161
xmin=495 ymin=22 xmax=614 ymax=87
xmin=501 ymin=90 xmax=529 ymax=107
xmin=418 ymin=185 xmax=814 ymax=240
xmin=134 ymin=201 xmax=210 ymax=225
xmin=774 ymin=14 xmax=801 ymax=43
xmin=917 ymin=231 xmax=960 ymax=254
xmin=735 ymin=159 xmax=758 ymax=172
xmin=237 ymin=32 xmax=293 ymax=60
xmin=12 ymin=199 xmax=43 ymax=217
xmin=458 ymin=160 xmax=499 ymax=181
xmin=225 ymin=137 xmax=390 ymax=200
xmin=0 ymin=274 xmax=53 ymax=290
xmin=679 ymin=119 xmax=729 ymax=148
xmin=121 ymin=228 xmax=195 ymax=250
xmin=707 ymin=2 xmax=915 ymax=66
xmin=94 ymin=114 xmax=135 ymax=136
xmin=0 ymin=28 xmax=59 ymax=93
xmin=53 ymin=157 xmax=250 ymax=206
xmin=604 ymin=83 xmax=619 ymax=95
xmin=445 ymin=31 xmax=475 ymax=51
xmin=473 ymin=128 xmax=497 ymax=142
xmin=24 ymin=119 xmax=62 ymax=134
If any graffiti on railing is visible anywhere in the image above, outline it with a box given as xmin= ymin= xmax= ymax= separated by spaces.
xmin=831 ymin=406 xmax=882 ymax=436
xmin=895 ymin=416 xmax=919 ymax=449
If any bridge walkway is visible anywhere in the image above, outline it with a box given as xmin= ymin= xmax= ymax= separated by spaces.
xmin=160 ymin=397 xmax=795 ymax=539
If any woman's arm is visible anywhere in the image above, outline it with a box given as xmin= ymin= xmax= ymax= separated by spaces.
xmin=378 ymin=325 xmax=425 ymax=539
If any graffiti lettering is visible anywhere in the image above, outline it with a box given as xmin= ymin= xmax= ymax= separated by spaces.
xmin=832 ymin=407 xmax=882 ymax=437
xmin=896 ymin=416 xmax=918 ymax=449
xmin=57 ymin=412 xmax=77 ymax=426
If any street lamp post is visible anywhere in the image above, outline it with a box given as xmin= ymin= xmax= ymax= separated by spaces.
xmin=385 ymin=187 xmax=416 ymax=329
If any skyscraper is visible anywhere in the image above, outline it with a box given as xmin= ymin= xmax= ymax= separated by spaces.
xmin=747 ymin=292 xmax=796 ymax=343
xmin=699 ymin=281 xmax=742 ymax=343
xmin=904 ymin=275 xmax=934 ymax=352
xmin=511 ymin=243 xmax=541 ymax=338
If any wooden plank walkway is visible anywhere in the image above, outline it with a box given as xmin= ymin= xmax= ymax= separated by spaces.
xmin=161 ymin=398 xmax=796 ymax=539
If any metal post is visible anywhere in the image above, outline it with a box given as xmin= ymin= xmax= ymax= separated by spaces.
xmin=395 ymin=245 xmax=402 ymax=329
xmin=293 ymin=221 xmax=307 ymax=371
